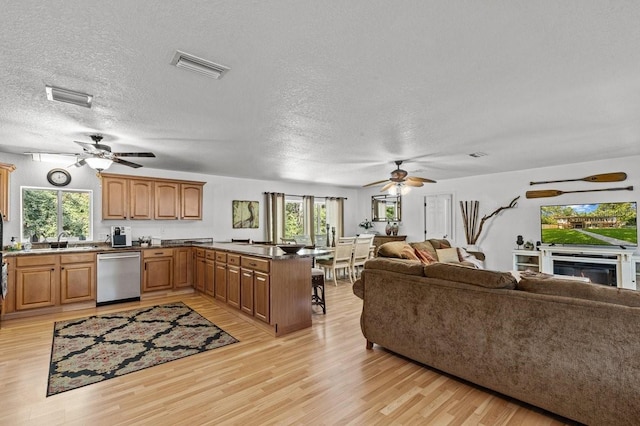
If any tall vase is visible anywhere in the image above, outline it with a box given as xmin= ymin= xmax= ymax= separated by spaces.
xmin=385 ymin=221 xmax=392 ymax=236
xmin=392 ymin=223 xmax=399 ymax=236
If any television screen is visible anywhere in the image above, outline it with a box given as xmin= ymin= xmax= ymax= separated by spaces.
xmin=540 ymin=202 xmax=638 ymax=247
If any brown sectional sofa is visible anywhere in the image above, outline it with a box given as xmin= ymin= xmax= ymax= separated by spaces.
xmin=353 ymin=257 xmax=640 ymax=425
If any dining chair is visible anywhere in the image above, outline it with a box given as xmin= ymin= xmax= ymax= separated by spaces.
xmin=316 ymin=240 xmax=354 ymax=286
xmin=351 ymin=235 xmax=375 ymax=280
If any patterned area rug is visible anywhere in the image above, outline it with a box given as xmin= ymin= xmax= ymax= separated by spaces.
xmin=47 ymin=302 xmax=238 ymax=396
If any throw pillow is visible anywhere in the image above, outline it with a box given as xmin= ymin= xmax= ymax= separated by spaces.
xmin=409 ymin=241 xmax=437 ymax=261
xmin=377 ymin=241 xmax=413 ymax=258
xmin=457 ymin=247 xmax=485 ymax=269
xmin=414 ymin=248 xmax=437 ymax=264
xmin=400 ymin=246 xmax=419 ymax=261
xmin=436 ymin=247 xmax=460 ymax=263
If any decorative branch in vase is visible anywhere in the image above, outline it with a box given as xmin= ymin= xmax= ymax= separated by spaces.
xmin=460 ymin=196 xmax=519 ymax=246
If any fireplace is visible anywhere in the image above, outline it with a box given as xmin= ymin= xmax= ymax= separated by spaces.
xmin=553 ymin=260 xmax=617 ymax=286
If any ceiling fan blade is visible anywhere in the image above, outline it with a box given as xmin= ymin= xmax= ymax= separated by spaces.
xmin=380 ymin=182 xmax=395 ymax=192
xmin=407 ymin=176 xmax=437 ymax=183
xmin=113 ymin=152 xmax=156 ymax=158
xmin=69 ymin=158 xmax=87 ymax=168
xmin=74 ymin=141 xmax=103 ymax=154
xmin=112 ymin=157 xmax=143 ymax=168
xmin=363 ymin=179 xmax=390 ymax=188
xmin=405 ymin=180 xmax=424 ymax=187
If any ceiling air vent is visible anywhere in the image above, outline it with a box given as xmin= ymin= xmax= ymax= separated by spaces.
xmin=170 ymin=50 xmax=230 ymax=79
xmin=469 ymin=152 xmax=488 ymax=158
xmin=45 ymin=85 xmax=93 ymax=108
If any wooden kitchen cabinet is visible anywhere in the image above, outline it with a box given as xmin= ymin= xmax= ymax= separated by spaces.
xmin=14 ymin=255 xmax=58 ymax=310
xmin=102 ymin=176 xmax=129 ymax=220
xmin=60 ymin=253 xmax=96 ymax=304
xmin=214 ymin=252 xmax=227 ymax=301
xmin=100 ymin=173 xmax=205 ymax=221
xmin=181 ymin=183 xmax=203 ymax=220
xmin=0 ymin=162 xmax=15 ymax=221
xmin=205 ymin=250 xmax=215 ymax=296
xmin=129 ymin=179 xmax=154 ymax=220
xmin=154 ymin=181 xmax=180 ymax=220
xmin=254 ymin=271 xmax=270 ymax=323
xmin=227 ymin=254 xmax=241 ymax=309
xmin=142 ymin=248 xmax=174 ymax=292
xmin=194 ymin=249 xmax=206 ymax=292
xmin=240 ymin=268 xmax=254 ymax=315
xmin=173 ymin=247 xmax=193 ymax=288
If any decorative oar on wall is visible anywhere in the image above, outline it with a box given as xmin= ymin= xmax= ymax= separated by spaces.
xmin=460 ymin=196 xmax=519 ymax=246
xmin=529 ymin=172 xmax=627 ymax=186
xmin=526 ymin=186 xmax=634 ymax=199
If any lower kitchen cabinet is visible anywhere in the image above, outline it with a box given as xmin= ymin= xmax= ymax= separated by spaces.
xmin=194 ymin=249 xmax=206 ymax=292
xmin=173 ymin=247 xmax=193 ymax=288
xmin=214 ymin=252 xmax=227 ymax=301
xmin=143 ymin=248 xmax=174 ymax=292
xmin=205 ymin=255 xmax=215 ymax=296
xmin=15 ymin=259 xmax=57 ymax=310
xmin=5 ymin=252 xmax=96 ymax=314
xmin=240 ymin=268 xmax=254 ymax=315
xmin=253 ymin=271 xmax=270 ymax=323
xmin=60 ymin=253 xmax=96 ymax=304
xmin=227 ymin=265 xmax=241 ymax=309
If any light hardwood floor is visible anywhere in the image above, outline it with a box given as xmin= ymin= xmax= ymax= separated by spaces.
xmin=0 ymin=279 xmax=575 ymax=426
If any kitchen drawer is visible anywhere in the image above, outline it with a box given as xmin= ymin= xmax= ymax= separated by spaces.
xmin=16 ymin=255 xmax=57 ymax=267
xmin=143 ymin=248 xmax=173 ymax=258
xmin=241 ymin=256 xmax=270 ymax=273
xmin=60 ymin=252 xmax=96 ymax=264
xmin=227 ymin=254 xmax=241 ymax=266
xmin=215 ymin=252 xmax=227 ymax=262
xmin=195 ymin=248 xmax=205 ymax=258
xmin=206 ymin=250 xmax=216 ymax=260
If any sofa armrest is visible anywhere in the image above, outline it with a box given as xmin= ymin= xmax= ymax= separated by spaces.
xmin=468 ymin=250 xmax=485 ymax=261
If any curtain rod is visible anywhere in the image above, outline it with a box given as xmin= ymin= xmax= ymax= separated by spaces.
xmin=263 ymin=192 xmax=347 ymax=200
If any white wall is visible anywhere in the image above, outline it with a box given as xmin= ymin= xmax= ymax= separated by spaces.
xmin=1 ymin=152 xmax=361 ymax=246
xmin=5 ymin=151 xmax=639 ymax=271
xmin=358 ymin=155 xmax=640 ymax=271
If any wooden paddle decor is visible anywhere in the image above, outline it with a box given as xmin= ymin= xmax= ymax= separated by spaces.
xmin=526 ymin=186 xmax=633 ymax=199
xmin=529 ymin=172 xmax=626 ymax=186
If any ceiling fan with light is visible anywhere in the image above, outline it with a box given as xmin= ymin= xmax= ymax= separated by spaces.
xmin=26 ymin=134 xmax=156 ymax=171
xmin=363 ymin=160 xmax=436 ymax=194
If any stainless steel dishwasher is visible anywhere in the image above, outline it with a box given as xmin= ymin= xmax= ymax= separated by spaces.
xmin=97 ymin=251 xmax=141 ymax=306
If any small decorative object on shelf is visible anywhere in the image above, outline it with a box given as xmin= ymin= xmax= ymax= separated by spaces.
xmin=385 ymin=221 xmax=392 ymax=236
xmin=392 ymin=222 xmax=399 ymax=236
xmin=359 ymin=218 xmax=375 ymax=231
xmin=516 ymin=235 xmax=524 ymax=249
xmin=523 ymin=241 xmax=534 ymax=250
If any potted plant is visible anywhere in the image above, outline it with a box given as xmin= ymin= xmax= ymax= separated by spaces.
xmin=138 ymin=236 xmax=151 ymax=248
xmin=359 ymin=219 xmax=376 ymax=234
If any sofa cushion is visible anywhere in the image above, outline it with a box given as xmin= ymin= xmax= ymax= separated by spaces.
xmin=414 ymin=248 xmax=437 ymax=264
xmin=517 ymin=277 xmax=640 ymax=307
xmin=377 ymin=241 xmax=413 ymax=258
xmin=436 ymin=247 xmax=460 ymax=263
xmin=364 ymin=257 xmax=425 ymax=276
xmin=423 ymin=262 xmax=517 ymax=289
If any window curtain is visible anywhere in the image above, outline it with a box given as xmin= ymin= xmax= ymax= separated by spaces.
xmin=326 ymin=197 xmax=345 ymax=240
xmin=264 ymin=192 xmax=285 ymax=244
xmin=303 ymin=195 xmax=315 ymax=245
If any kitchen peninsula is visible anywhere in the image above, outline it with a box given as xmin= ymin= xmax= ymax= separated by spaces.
xmin=1 ymin=241 xmax=329 ymax=337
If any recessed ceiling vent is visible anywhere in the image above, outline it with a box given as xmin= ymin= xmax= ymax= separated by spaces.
xmin=171 ymin=50 xmax=230 ymax=79
xmin=45 ymin=85 xmax=93 ymax=108
xmin=469 ymin=152 xmax=488 ymax=158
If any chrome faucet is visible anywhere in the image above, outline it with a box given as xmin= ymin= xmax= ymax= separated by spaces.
xmin=57 ymin=231 xmax=68 ymax=242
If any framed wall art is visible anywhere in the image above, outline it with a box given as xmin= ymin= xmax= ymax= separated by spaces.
xmin=232 ymin=200 xmax=259 ymax=228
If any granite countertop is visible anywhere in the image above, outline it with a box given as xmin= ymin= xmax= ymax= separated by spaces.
xmin=2 ymin=238 xmax=331 ymax=260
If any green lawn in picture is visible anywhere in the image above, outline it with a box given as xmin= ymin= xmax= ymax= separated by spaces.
xmin=541 ymin=229 xmax=613 ymax=245
xmin=584 ymin=228 xmax=637 ymax=244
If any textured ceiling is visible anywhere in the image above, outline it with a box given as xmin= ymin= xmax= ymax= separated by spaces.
xmin=1 ymin=1 xmax=640 ymax=187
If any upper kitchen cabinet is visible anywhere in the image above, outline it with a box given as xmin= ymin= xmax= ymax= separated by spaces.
xmin=0 ymin=162 xmax=16 ymax=221
xmin=154 ymin=181 xmax=180 ymax=220
xmin=180 ymin=183 xmax=203 ymax=220
xmin=100 ymin=173 xmax=204 ymax=221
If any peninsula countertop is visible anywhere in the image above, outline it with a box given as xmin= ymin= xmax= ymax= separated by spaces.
xmin=2 ymin=240 xmax=332 ymax=260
